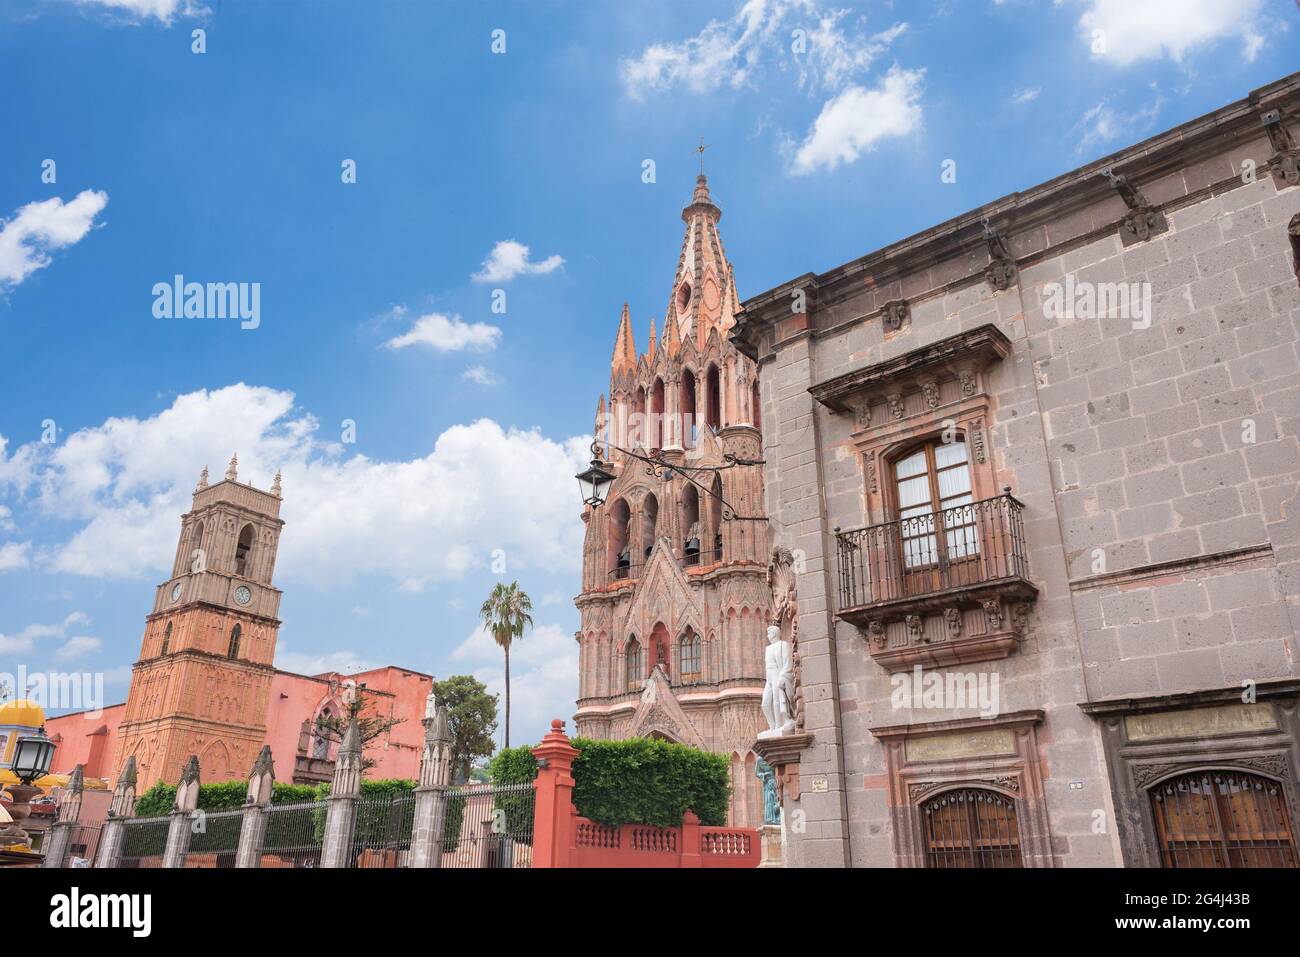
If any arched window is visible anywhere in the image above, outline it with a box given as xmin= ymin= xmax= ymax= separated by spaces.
xmin=227 ymin=624 xmax=242 ymax=660
xmin=1150 ymin=769 xmax=1298 ymax=867
xmin=630 ymin=389 xmax=647 ymax=448
xmin=312 ymin=707 xmax=333 ymax=760
xmin=160 ymin=622 xmax=172 ymax=656
xmin=191 ymin=521 xmax=205 ymax=572
xmin=710 ymin=474 xmax=724 ymax=561
xmin=625 ymin=638 xmax=641 ymax=691
xmin=681 ymin=485 xmax=701 ymax=566
xmin=922 ymin=787 xmax=1022 ymax=868
xmin=608 ymin=498 xmax=632 ymax=581
xmin=681 ymin=369 xmax=697 ymax=448
xmin=651 ymin=378 xmax=666 ymax=449
xmin=706 ymin=365 xmax=721 ymax=431
xmin=678 ymin=630 xmax=702 ymax=684
xmin=641 ymin=493 xmax=659 ymax=561
xmin=751 ymin=380 xmax=761 ymax=433
xmin=234 ymin=523 xmax=255 ymax=577
xmin=894 ymin=437 xmax=975 ymax=573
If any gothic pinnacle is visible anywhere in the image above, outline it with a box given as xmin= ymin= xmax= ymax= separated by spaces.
xmin=225 ymin=453 xmax=238 ymax=483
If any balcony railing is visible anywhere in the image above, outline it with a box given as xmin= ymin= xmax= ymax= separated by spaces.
xmin=835 ymin=493 xmax=1030 ymax=613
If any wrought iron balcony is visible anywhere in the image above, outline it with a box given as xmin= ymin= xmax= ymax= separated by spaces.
xmin=835 ymin=492 xmax=1037 ymax=668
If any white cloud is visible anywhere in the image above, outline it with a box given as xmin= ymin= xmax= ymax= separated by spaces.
xmin=620 ymin=0 xmax=907 ymax=99
xmin=0 ymin=190 xmax=108 ymax=289
xmin=1012 ymin=87 xmax=1041 ymax=104
xmin=275 ymin=645 xmax=378 ymax=676
xmin=789 ymin=66 xmax=924 ymax=175
xmin=471 ymin=240 xmax=564 ymax=284
xmin=461 ymin=365 xmax=500 ymax=386
xmin=55 ymin=636 xmax=102 ymax=661
xmin=74 ymin=0 xmax=208 ymax=25
xmin=1073 ymin=91 xmax=1163 ymax=153
xmin=0 ymin=541 xmax=30 ymax=571
xmin=383 ymin=313 xmax=501 ymax=352
xmin=452 ymin=623 xmax=577 ymax=744
xmin=1077 ymin=0 xmax=1267 ymax=66
xmin=0 ymin=384 xmax=590 ymax=588
xmin=0 ymin=612 xmax=94 ymax=657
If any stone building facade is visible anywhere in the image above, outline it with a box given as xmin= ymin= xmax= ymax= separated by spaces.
xmin=732 ymin=73 xmax=1300 ymax=867
xmin=573 ymin=175 xmax=770 ymax=827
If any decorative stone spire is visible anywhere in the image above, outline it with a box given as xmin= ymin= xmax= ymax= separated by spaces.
xmin=647 ymin=317 xmax=657 ymax=361
xmin=664 ymin=312 xmax=682 ymax=356
xmin=666 ymin=173 xmax=736 ymax=348
xmin=611 ymin=303 xmax=636 ymax=376
xmin=331 ymin=716 xmax=363 ymax=798
xmin=419 ymin=703 xmax=453 ymax=788
xmin=175 ymin=754 xmax=201 ymax=812
xmin=225 ymin=453 xmax=238 ymax=483
xmin=59 ymin=764 xmax=85 ymax=823
xmin=109 ymin=756 xmax=138 ymax=818
xmin=271 ymin=470 xmax=282 ymax=498
xmin=195 ymin=465 xmax=209 ymax=492
xmin=246 ymin=745 xmax=275 ymax=805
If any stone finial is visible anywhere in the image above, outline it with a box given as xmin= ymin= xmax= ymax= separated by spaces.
xmin=331 ymin=716 xmax=363 ymax=798
xmin=109 ymin=756 xmax=138 ymax=818
xmin=419 ymin=703 xmax=453 ymax=788
xmin=175 ymin=754 xmax=201 ymax=812
xmin=59 ymin=764 xmax=85 ymax=823
xmin=225 ymin=453 xmax=238 ymax=482
xmin=271 ymin=470 xmax=282 ymax=498
xmin=196 ymin=465 xmax=209 ymax=492
xmin=247 ymin=745 xmax=275 ymax=805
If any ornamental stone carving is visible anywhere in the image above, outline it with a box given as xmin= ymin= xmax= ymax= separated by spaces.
xmin=944 ymin=607 xmax=963 ymax=638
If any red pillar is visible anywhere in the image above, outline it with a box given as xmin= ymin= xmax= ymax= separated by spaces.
xmin=680 ymin=809 xmax=702 ymax=868
xmin=531 ymin=719 xmax=580 ymax=868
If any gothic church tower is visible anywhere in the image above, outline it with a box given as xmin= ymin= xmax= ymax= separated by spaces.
xmin=113 ymin=456 xmax=285 ymax=790
xmin=574 ymin=175 xmax=770 ymax=828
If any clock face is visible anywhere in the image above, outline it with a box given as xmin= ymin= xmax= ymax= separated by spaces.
xmin=234 ymin=585 xmax=252 ymax=606
xmin=170 ymin=581 xmax=183 ymax=602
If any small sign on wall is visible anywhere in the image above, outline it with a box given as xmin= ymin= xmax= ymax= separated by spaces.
xmin=809 ymin=776 xmax=828 ymax=793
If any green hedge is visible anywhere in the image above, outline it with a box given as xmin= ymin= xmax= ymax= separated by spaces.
xmin=489 ymin=737 xmax=729 ymax=829
xmin=134 ymin=780 xmax=318 ymax=817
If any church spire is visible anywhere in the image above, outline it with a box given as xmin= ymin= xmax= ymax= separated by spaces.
xmin=611 ymin=303 xmax=636 ymax=376
xmin=666 ymin=172 xmax=737 ymax=348
xmin=647 ymin=317 xmax=657 ymax=361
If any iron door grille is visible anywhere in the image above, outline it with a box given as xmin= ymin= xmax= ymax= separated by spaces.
xmin=1150 ymin=770 xmax=1298 ymax=868
xmin=922 ymin=787 xmax=1023 ymax=868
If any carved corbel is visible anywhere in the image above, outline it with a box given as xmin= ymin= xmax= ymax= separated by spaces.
xmin=944 ymin=607 xmax=963 ymax=638
xmin=905 ymin=614 xmax=925 ymax=644
xmin=1261 ymin=108 xmax=1300 ymax=188
xmin=920 ymin=379 xmax=940 ymax=410
xmin=982 ymin=599 xmax=1003 ymax=631
xmin=886 ymin=393 xmax=905 ymax=420
xmin=1012 ymin=603 xmax=1030 ymax=637
xmin=881 ymin=299 xmax=910 ymax=333
xmin=867 ymin=618 xmax=887 ymax=650
xmin=981 ymin=218 xmax=1018 ymax=292
xmin=1101 ymin=166 xmax=1167 ymax=245
xmin=850 ymin=398 xmax=871 ymax=432
xmin=958 ymin=368 xmax=977 ymax=398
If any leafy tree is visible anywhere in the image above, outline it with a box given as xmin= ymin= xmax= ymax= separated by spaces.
xmin=432 ymin=675 xmax=498 ymax=784
xmin=478 ymin=580 xmax=533 ymax=748
xmin=311 ymin=687 xmax=404 ymax=774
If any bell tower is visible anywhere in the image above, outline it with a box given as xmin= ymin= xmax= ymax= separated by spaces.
xmin=113 ymin=455 xmax=285 ymax=790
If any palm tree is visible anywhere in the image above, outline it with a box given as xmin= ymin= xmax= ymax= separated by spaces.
xmin=479 ymin=580 xmax=534 ymax=748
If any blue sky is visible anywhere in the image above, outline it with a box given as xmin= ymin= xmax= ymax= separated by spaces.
xmin=0 ymin=0 xmax=1294 ymax=748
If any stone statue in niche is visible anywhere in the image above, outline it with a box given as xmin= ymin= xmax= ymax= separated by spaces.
xmin=755 ymin=758 xmax=780 ymax=825
xmin=424 ymin=689 xmax=438 ymax=721
xmin=766 ymin=546 xmax=804 ymax=732
xmin=758 ymin=624 xmax=796 ymax=739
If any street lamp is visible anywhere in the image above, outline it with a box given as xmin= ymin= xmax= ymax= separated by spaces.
xmin=0 ymin=726 xmax=54 ymax=855
xmin=575 ymin=457 xmax=616 ymax=509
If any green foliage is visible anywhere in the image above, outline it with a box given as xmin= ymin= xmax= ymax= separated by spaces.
xmin=433 ymin=675 xmax=499 ymax=783
xmin=311 ymin=690 xmax=405 ymax=774
xmin=487 ymin=745 xmax=539 ymax=842
xmin=133 ymin=779 xmax=320 ymax=817
xmin=572 ymin=737 xmax=729 ymax=828
xmin=486 ymin=738 xmax=730 ymax=829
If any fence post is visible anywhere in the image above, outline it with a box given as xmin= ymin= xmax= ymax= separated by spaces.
xmin=530 ymin=718 xmax=579 ymax=869
xmin=41 ymin=763 xmax=84 ymax=868
xmin=320 ymin=717 xmax=362 ymax=868
xmin=680 ymin=809 xmax=702 ymax=868
xmin=162 ymin=755 xmax=200 ymax=868
xmin=236 ymin=745 xmax=274 ymax=868
xmin=94 ymin=756 xmax=137 ymax=869
xmin=409 ymin=700 xmax=453 ymax=868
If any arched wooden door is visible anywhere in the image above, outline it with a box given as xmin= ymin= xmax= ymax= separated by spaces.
xmin=921 ymin=787 xmax=1023 ymax=868
xmin=1149 ymin=769 xmax=1298 ymax=868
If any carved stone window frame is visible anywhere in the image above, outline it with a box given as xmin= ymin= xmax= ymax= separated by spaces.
xmin=871 ymin=710 xmax=1054 ymax=868
xmin=1079 ymin=682 xmax=1300 ymax=868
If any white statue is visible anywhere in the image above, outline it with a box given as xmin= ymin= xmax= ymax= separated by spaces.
xmin=424 ymin=689 xmax=438 ymax=720
xmin=758 ymin=624 xmax=796 ymax=739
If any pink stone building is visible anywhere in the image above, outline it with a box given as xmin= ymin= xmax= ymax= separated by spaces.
xmin=573 ymin=175 xmax=771 ymax=828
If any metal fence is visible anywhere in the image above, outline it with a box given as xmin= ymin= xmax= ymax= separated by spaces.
xmin=60 ymin=824 xmax=101 ymax=868
xmin=260 ymin=799 xmax=327 ymax=869
xmin=349 ymin=790 xmax=415 ymax=868
xmin=184 ymin=809 xmax=244 ymax=868
xmin=119 ymin=816 xmax=170 ymax=869
xmin=440 ymin=782 xmax=535 ymax=868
